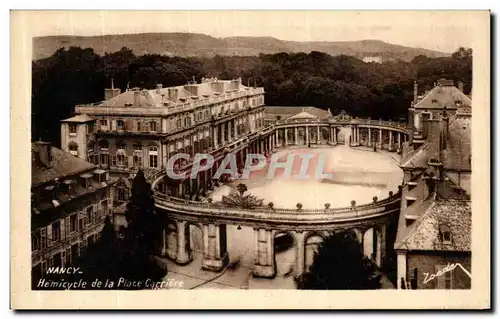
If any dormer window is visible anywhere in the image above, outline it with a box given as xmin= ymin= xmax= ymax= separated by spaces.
xmin=80 ymin=173 xmax=93 ymax=189
xmin=94 ymin=169 xmax=107 ymax=184
xmin=431 ymin=99 xmax=438 ymax=104
xmin=439 ymin=224 xmax=452 ymax=244
xmin=63 ymin=179 xmax=76 ymax=195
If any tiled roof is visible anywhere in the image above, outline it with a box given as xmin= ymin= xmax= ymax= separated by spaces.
xmin=61 ymin=114 xmax=95 ymax=123
xmin=414 ymin=82 xmax=472 ymax=110
xmin=264 ymin=106 xmax=330 ymax=120
xmin=32 ymin=142 xmax=96 ymax=187
xmin=400 ymin=143 xmax=430 ymax=169
xmin=395 ymin=199 xmax=471 ymax=252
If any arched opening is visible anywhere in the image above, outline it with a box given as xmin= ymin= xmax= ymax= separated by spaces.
xmin=363 ymin=227 xmax=376 ymax=260
xmin=304 ymin=232 xmax=325 ymax=271
xmin=273 ymin=231 xmax=296 ymax=277
xmin=165 ymin=220 xmax=178 ymax=260
xmin=186 ymin=222 xmax=203 ymax=264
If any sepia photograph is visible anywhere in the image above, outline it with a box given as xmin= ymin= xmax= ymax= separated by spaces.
xmin=10 ymin=10 xmax=490 ymax=309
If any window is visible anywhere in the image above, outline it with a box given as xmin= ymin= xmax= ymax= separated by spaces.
xmin=69 ymin=124 xmax=77 ymax=135
xmin=86 ymin=207 xmax=93 ymax=225
xmin=99 ymin=139 xmax=109 ymax=151
xmin=149 ymin=146 xmax=158 ymax=168
xmin=100 ymin=119 xmax=107 ymax=127
xmin=117 ymin=154 xmax=126 ymax=167
xmin=150 ymin=121 xmax=157 ymax=132
xmin=68 ymin=142 xmax=78 ymax=156
xmin=86 ymin=123 xmax=94 ymax=134
xmin=133 ymin=154 xmax=142 ymax=168
xmin=111 ymin=155 xmax=116 ymax=167
xmin=117 ymin=187 xmax=127 ymax=202
xmin=117 ymin=140 xmax=126 ymax=152
xmin=70 ymin=214 xmax=77 ymax=233
xmin=133 ymin=142 xmax=142 ymax=152
xmin=439 ymin=224 xmax=452 ymax=244
xmin=101 ymin=200 xmax=109 ymax=217
xmin=444 ymin=270 xmax=452 ymax=289
xmin=137 ymin=122 xmax=141 ymax=132
xmin=116 ymin=120 xmax=125 ymax=131
xmin=176 ymin=117 xmax=182 ymax=128
xmin=32 ymin=230 xmax=41 ymax=251
xmin=436 ymin=265 xmax=453 ymax=289
xmin=52 ymin=221 xmax=61 ymax=242
xmin=100 ymin=154 xmax=109 ymax=166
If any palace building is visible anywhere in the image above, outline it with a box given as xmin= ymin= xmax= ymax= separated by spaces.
xmin=31 ymin=141 xmax=116 ymax=287
xmin=60 ymin=77 xmax=265 ymax=201
xmin=395 ymin=78 xmax=472 ymax=289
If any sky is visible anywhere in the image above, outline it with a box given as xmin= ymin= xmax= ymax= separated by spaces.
xmin=19 ymin=11 xmax=477 ymax=53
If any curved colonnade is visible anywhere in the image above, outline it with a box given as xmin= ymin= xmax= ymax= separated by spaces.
xmin=151 ymin=117 xmax=411 ymax=278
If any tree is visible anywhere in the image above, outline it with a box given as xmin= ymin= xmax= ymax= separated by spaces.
xmin=125 ymin=169 xmax=161 ymax=254
xmin=297 ymin=231 xmax=382 ymax=289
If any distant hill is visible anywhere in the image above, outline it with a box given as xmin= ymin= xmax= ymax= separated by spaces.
xmin=33 ymin=33 xmax=449 ymax=61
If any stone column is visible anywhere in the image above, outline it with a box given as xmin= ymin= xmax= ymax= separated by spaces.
xmin=389 ymin=131 xmax=394 ymax=152
xmin=233 ymin=119 xmax=238 ymax=140
xmin=378 ymin=129 xmax=383 ymax=149
xmin=284 ymin=128 xmax=288 ymax=146
xmin=397 ymin=132 xmax=401 ymax=149
xmin=161 ymin=227 xmax=168 ymax=256
xmin=368 ymin=127 xmax=372 ymax=147
xmin=213 ymin=125 xmax=219 ymax=149
xmin=221 ymin=122 xmax=226 ymax=146
xmin=275 ymin=129 xmax=279 ymax=147
xmin=305 ymin=126 xmax=309 ymax=145
xmin=202 ymin=223 xmax=229 ymax=271
xmin=253 ymin=228 xmax=275 ymax=278
xmin=176 ymin=220 xmax=192 ymax=265
xmin=333 ymin=127 xmax=337 ymax=144
xmin=227 ymin=120 xmax=232 ymax=142
xmin=294 ymin=231 xmax=306 ymax=278
xmin=294 ymin=127 xmax=298 ymax=145
xmin=357 ymin=127 xmax=360 ymax=145
xmin=377 ymin=224 xmax=387 ymax=268
xmin=316 ymin=125 xmax=320 ymax=144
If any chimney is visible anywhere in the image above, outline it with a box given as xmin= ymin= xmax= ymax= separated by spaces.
xmin=104 ymin=78 xmax=121 ymax=101
xmin=156 ymin=83 xmax=163 ymax=94
xmin=168 ymin=88 xmax=179 ymax=101
xmin=441 ymin=111 xmax=449 ymax=150
xmin=133 ymin=89 xmax=141 ymax=107
xmin=428 ymin=118 xmax=442 ymax=162
xmin=413 ymin=81 xmax=418 ymax=104
xmin=421 ymin=112 xmax=430 ymax=140
xmin=458 ymin=81 xmax=464 ymax=92
xmin=35 ymin=141 xmax=52 ymax=167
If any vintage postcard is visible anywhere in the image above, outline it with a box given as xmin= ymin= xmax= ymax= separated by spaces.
xmin=11 ymin=10 xmax=490 ymax=309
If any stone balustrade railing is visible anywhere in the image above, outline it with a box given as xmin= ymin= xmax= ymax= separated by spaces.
xmin=275 ymin=117 xmax=411 ymax=130
xmin=153 ymin=190 xmax=401 ymax=224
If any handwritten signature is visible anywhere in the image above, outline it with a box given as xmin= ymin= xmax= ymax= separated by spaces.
xmin=423 ymin=263 xmax=472 ymax=284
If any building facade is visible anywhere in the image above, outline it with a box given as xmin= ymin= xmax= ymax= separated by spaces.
xmin=31 ymin=141 xmax=115 ymax=286
xmin=61 ymin=77 xmax=265 ymax=200
xmin=395 ymin=78 xmax=472 ymax=289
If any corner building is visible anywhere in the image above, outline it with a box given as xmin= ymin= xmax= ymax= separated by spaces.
xmin=61 ymin=77 xmax=265 ymax=199
xmin=31 ymin=142 xmax=115 ymax=287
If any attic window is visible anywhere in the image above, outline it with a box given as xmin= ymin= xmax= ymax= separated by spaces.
xmin=439 ymin=224 xmax=452 ymax=244
xmin=455 ymin=100 xmax=462 ymax=107
xmin=431 ymin=99 xmax=438 ymax=104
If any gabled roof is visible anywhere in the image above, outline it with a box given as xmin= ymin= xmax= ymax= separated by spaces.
xmin=414 ymin=80 xmax=472 ymax=110
xmin=61 ymin=114 xmax=95 ymax=123
xmin=395 ymin=199 xmax=471 ymax=252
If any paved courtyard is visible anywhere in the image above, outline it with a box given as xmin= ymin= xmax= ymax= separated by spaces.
xmin=160 ymin=145 xmax=402 ymax=289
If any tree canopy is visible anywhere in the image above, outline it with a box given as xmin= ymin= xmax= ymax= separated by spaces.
xmin=297 ymin=231 xmax=382 ymax=290
xmin=32 ymin=46 xmax=472 ymax=145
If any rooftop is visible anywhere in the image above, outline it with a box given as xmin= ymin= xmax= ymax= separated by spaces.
xmin=60 ymin=114 xmax=95 ymax=123
xmin=395 ymin=199 xmax=471 ymax=252
xmin=414 ymin=78 xmax=472 ymax=110
xmin=96 ymin=78 xmax=258 ymax=108
xmin=32 ymin=141 xmax=96 ymax=188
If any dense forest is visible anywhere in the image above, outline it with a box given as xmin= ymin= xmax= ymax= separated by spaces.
xmin=32 ymin=46 xmax=472 ymax=146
